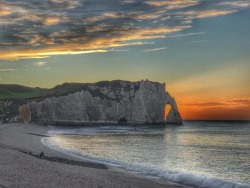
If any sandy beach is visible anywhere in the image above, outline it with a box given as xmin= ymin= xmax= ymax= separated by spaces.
xmin=0 ymin=123 xmax=182 ymax=188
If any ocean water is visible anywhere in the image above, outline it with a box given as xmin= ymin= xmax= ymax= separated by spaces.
xmin=42 ymin=121 xmax=250 ymax=188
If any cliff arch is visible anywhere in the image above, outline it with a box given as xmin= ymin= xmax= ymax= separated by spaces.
xmin=164 ymin=95 xmax=182 ymax=125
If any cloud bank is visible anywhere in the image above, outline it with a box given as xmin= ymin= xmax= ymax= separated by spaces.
xmin=0 ymin=0 xmax=249 ymax=60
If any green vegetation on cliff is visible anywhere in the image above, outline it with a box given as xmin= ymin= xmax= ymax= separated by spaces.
xmin=0 ymin=84 xmax=48 ymax=100
xmin=0 ymin=80 xmax=141 ymax=100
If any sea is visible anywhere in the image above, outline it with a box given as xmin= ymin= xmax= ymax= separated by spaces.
xmin=41 ymin=121 xmax=250 ymax=188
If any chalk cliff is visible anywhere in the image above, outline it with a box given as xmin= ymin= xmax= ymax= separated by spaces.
xmin=21 ymin=80 xmax=182 ymax=125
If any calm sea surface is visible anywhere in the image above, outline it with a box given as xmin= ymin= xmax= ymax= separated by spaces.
xmin=42 ymin=121 xmax=250 ymax=188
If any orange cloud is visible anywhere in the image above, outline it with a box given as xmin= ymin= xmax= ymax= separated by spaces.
xmin=146 ymin=0 xmax=197 ymax=6
xmin=187 ymin=10 xmax=236 ymax=18
xmin=145 ymin=0 xmax=199 ymax=9
xmin=183 ymin=102 xmax=224 ymax=107
xmin=28 ymin=35 xmax=55 ymax=46
xmin=226 ymin=98 xmax=250 ymax=108
xmin=0 ymin=6 xmax=11 ymax=16
xmin=44 ymin=17 xmax=62 ymax=26
xmin=182 ymin=98 xmax=250 ymax=109
xmin=136 ymin=13 xmax=161 ymax=20
xmin=0 ymin=26 xmax=186 ymax=60
xmin=0 ymin=10 xmax=10 ymax=16
xmin=219 ymin=1 xmax=250 ymax=8
xmin=102 ymin=13 xmax=120 ymax=18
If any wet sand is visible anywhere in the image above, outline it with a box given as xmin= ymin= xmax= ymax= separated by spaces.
xmin=0 ymin=123 xmax=182 ymax=188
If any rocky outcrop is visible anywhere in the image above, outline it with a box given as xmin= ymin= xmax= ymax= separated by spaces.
xmin=19 ymin=104 xmax=31 ymax=123
xmin=0 ymin=99 xmax=25 ymax=123
xmin=21 ymin=80 xmax=182 ymax=125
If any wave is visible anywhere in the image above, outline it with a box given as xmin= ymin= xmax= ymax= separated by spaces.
xmin=41 ymin=137 xmax=249 ymax=188
xmin=47 ymin=126 xmax=164 ymax=136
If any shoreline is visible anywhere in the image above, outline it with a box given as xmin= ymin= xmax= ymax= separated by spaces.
xmin=0 ymin=123 xmax=182 ymax=188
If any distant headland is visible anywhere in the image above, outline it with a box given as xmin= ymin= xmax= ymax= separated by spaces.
xmin=0 ymin=80 xmax=182 ymax=125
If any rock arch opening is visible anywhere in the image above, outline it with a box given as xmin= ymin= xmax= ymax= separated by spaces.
xmin=165 ymin=104 xmax=171 ymax=121
xmin=164 ymin=99 xmax=182 ymax=125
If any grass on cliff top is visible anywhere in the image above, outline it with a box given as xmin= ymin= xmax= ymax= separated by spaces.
xmin=0 ymin=80 xmax=141 ymax=100
xmin=0 ymin=84 xmax=47 ymax=100
xmin=0 ymin=83 xmax=87 ymax=100
xmin=0 ymin=83 xmax=86 ymax=100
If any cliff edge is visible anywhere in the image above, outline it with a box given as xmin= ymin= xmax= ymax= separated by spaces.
xmin=19 ymin=80 xmax=182 ymax=125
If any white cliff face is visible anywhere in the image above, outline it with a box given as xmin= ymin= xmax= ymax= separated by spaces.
xmin=25 ymin=80 xmax=182 ymax=125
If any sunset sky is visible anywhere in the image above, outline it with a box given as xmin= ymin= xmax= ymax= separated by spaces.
xmin=0 ymin=0 xmax=249 ymax=120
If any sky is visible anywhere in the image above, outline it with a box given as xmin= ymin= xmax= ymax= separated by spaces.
xmin=0 ymin=0 xmax=250 ymax=120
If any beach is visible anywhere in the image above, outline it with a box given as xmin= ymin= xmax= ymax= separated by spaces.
xmin=0 ymin=123 xmax=181 ymax=188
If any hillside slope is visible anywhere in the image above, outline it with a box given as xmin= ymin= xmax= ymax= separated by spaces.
xmin=0 ymin=84 xmax=47 ymax=100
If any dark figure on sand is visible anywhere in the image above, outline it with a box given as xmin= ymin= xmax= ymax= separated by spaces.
xmin=40 ymin=152 xmax=44 ymax=158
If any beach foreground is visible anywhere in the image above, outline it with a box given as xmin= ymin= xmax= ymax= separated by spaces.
xmin=0 ymin=123 xmax=181 ymax=188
